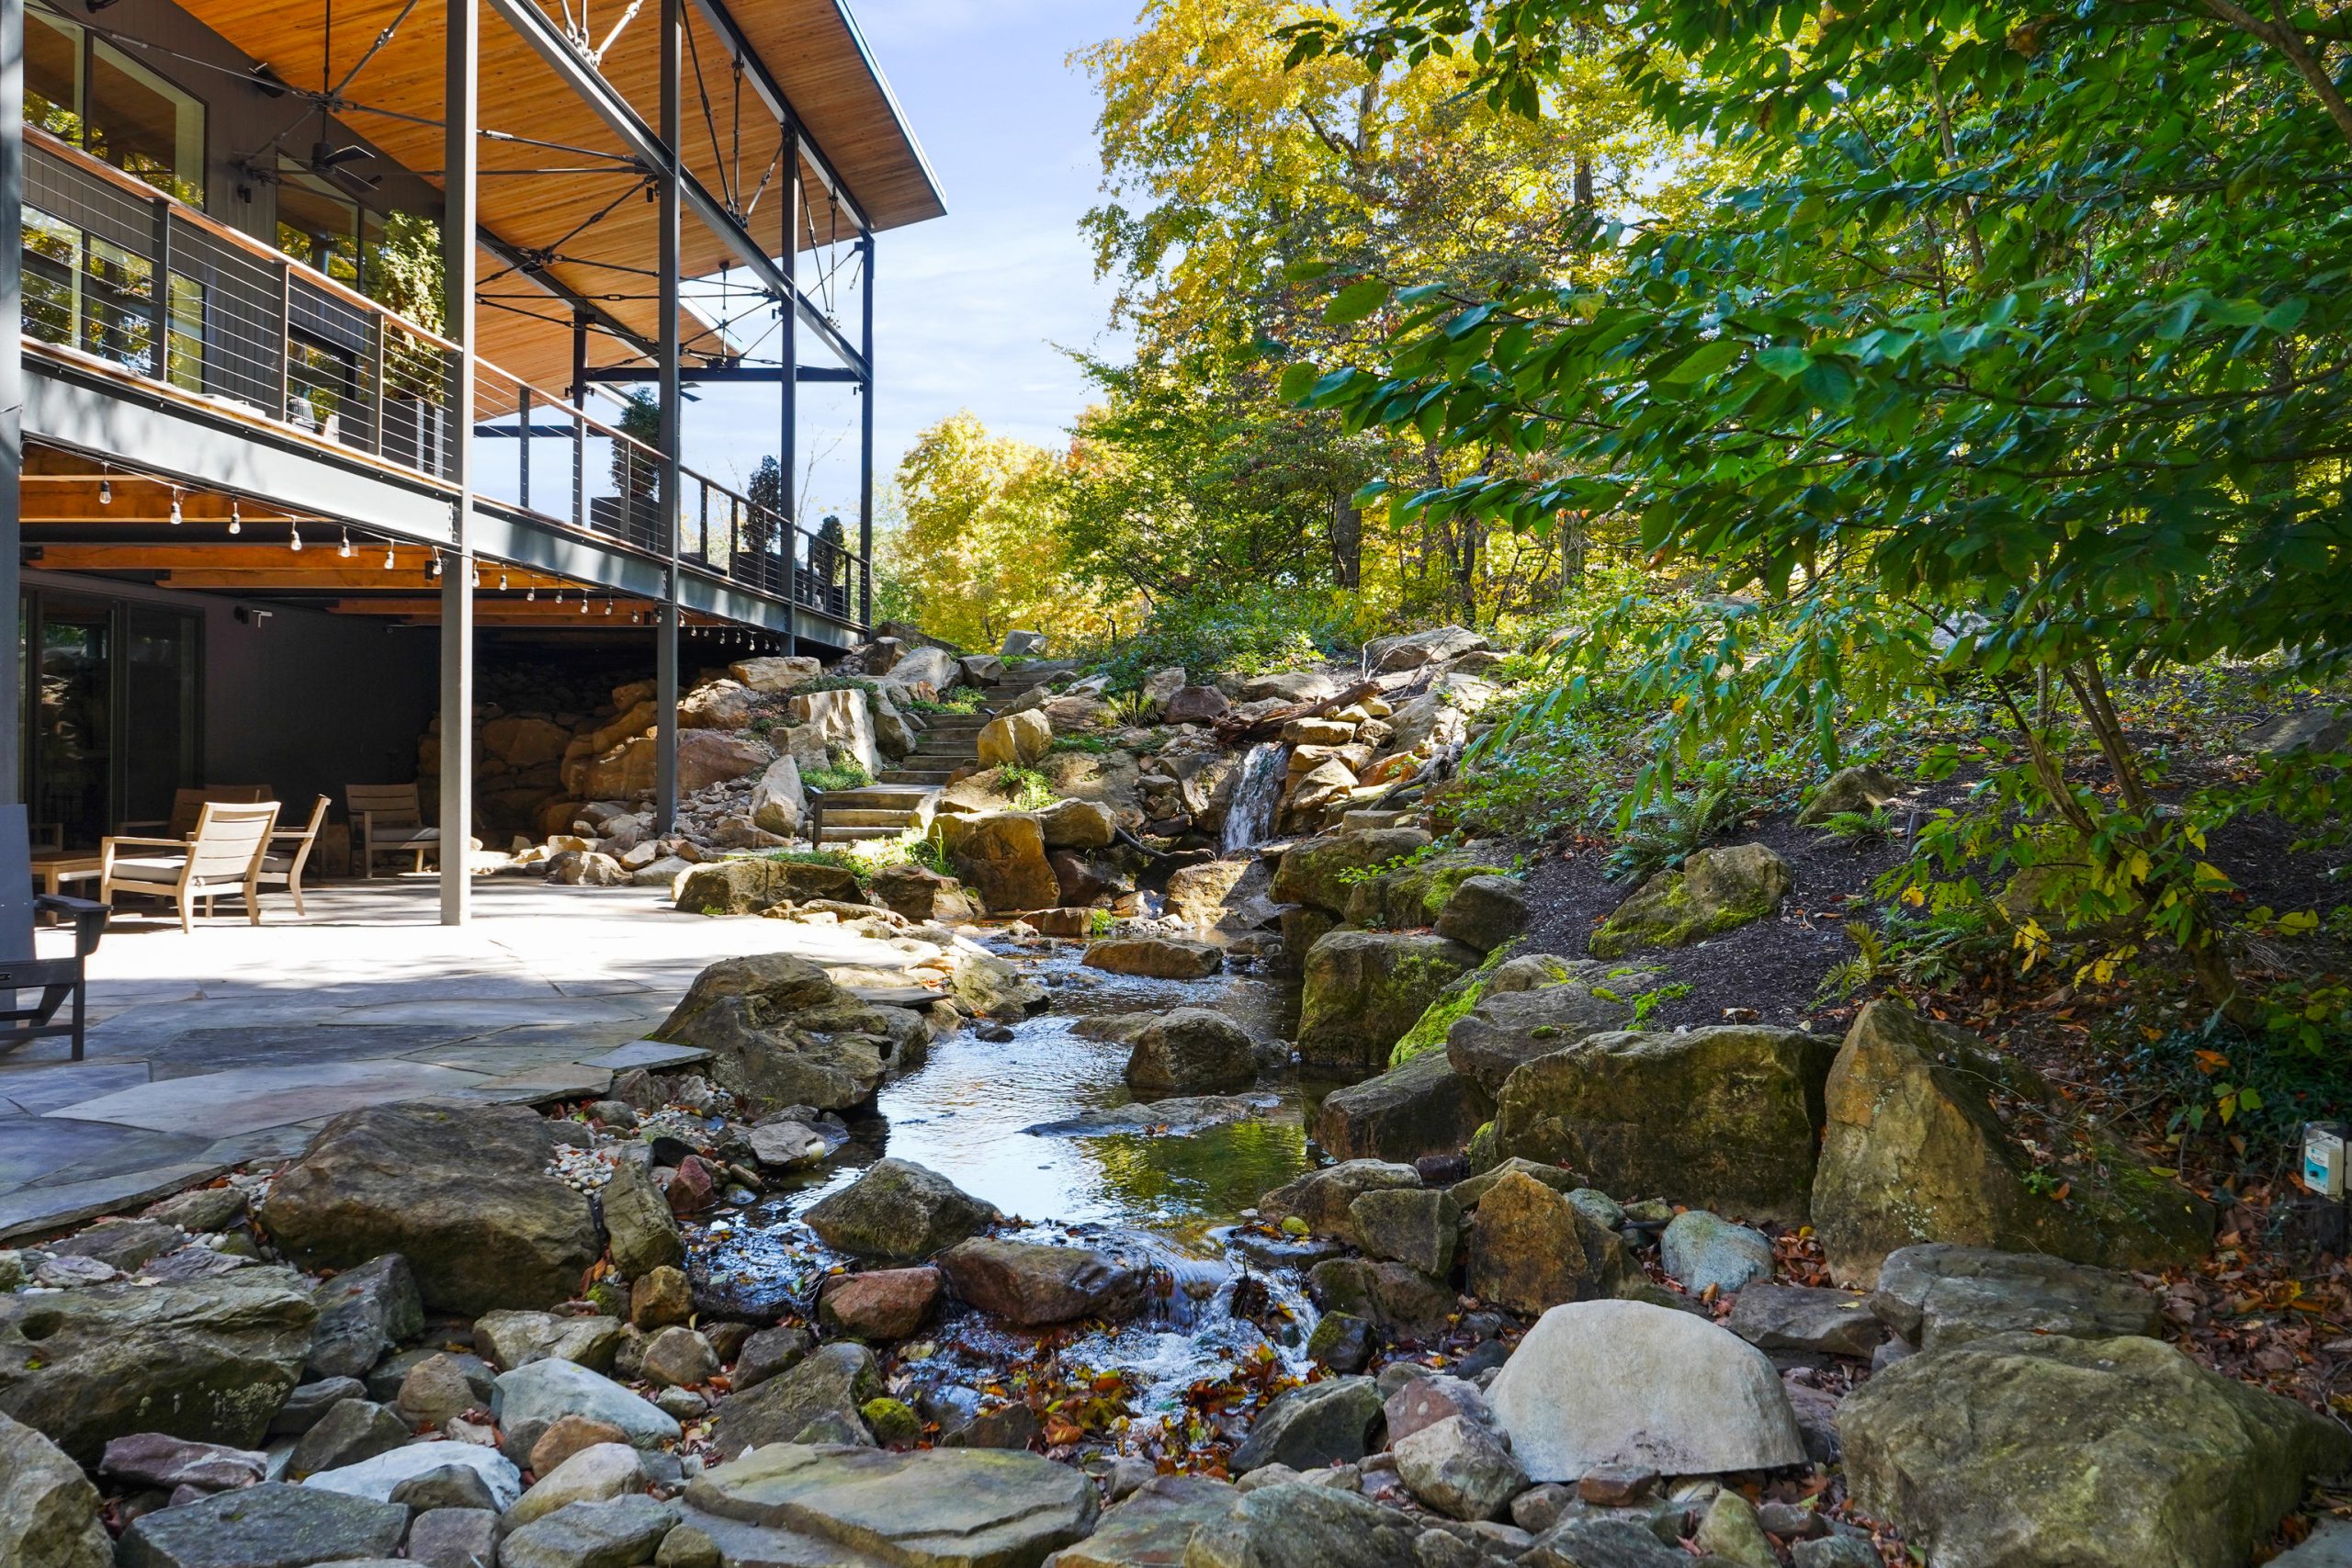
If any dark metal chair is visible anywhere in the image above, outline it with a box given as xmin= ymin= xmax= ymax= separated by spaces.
xmin=0 ymin=802 xmax=110 ymax=1061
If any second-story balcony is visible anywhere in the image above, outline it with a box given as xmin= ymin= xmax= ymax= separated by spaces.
xmin=21 ymin=126 xmax=867 ymax=630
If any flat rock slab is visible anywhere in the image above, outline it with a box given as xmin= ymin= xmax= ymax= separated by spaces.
xmin=683 ymin=1442 xmax=1100 ymax=1567
xmin=302 ymin=1438 xmax=524 ymax=1511
xmin=1871 ymin=1244 xmax=2160 ymax=1348
xmin=0 ymin=1159 xmax=229 ymax=1244
xmin=144 ymin=1027 xmax=478 ymax=1077
xmin=583 ymin=1040 xmax=713 ymax=1071
xmin=1024 ymin=1094 xmax=1278 ymax=1136
xmin=1724 ymin=1284 xmax=1888 ymax=1359
xmin=49 ymin=1060 xmax=495 ymax=1137
xmin=115 ymin=1482 xmax=406 ymax=1568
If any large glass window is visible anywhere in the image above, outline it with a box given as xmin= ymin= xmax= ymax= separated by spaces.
xmin=20 ymin=15 xmax=207 ymax=205
xmin=17 ymin=592 xmax=203 ymax=849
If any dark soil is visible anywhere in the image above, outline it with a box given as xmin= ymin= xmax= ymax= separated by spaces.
xmin=1518 ymin=813 xmax=1913 ymax=1032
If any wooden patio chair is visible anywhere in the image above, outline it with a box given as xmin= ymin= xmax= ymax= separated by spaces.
xmin=100 ymin=801 xmax=279 ymax=933
xmin=0 ymin=803 xmax=109 ymax=1061
xmin=120 ymin=784 xmax=273 ymax=841
xmin=259 ymin=795 xmax=331 ymax=914
xmin=347 ymin=784 xmax=440 ymax=877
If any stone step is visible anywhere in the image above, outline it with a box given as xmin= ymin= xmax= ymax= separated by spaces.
xmin=815 ymin=824 xmax=910 ymax=842
xmin=879 ymin=769 xmax=955 ymax=786
xmin=814 ymin=785 xmax=938 ymax=808
xmin=820 ymin=807 xmax=924 ymax=829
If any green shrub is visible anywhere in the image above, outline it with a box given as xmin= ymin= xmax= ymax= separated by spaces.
xmin=1081 ymin=585 xmax=1357 ymax=694
xmin=802 ymin=750 xmax=872 ymax=793
xmin=996 ymin=765 xmax=1057 ymax=811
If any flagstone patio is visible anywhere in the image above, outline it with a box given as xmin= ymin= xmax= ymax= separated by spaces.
xmin=0 ymin=877 xmax=939 ymax=1241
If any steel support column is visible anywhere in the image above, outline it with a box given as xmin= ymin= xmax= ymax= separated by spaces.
xmin=857 ymin=231 xmax=874 ymax=631
xmin=778 ymin=142 xmax=798 ymax=625
xmin=0 ymin=0 xmax=22 ymax=803
xmin=438 ymin=0 xmax=479 ymax=923
xmin=651 ymin=0 xmax=682 ymax=832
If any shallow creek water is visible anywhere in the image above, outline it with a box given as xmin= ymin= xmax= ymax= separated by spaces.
xmin=690 ymin=941 xmax=1342 ymax=1447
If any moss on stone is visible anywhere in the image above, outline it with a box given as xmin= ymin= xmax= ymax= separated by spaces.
xmin=860 ymin=1396 xmax=922 ymax=1445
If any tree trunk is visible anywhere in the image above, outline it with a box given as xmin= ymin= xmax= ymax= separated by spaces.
xmin=1329 ymin=494 xmax=1362 ymax=589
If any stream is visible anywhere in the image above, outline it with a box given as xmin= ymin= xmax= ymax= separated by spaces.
xmin=688 ymin=937 xmax=1343 ymax=1455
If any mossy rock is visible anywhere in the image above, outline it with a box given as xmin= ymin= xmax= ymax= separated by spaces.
xmin=1589 ymin=843 xmax=1792 ymax=957
xmin=1342 ymin=852 xmax=1511 ymax=930
xmin=1297 ymin=930 xmax=1483 ymax=1072
xmin=1270 ymin=828 xmax=1433 ymax=916
xmin=860 ymin=1396 xmax=922 ymax=1446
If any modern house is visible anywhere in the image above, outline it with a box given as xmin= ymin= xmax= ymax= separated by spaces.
xmin=0 ymin=0 xmax=942 ymax=919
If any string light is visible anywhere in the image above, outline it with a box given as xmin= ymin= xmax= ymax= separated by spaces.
xmin=97 ymin=471 xmax=111 ymax=506
xmin=579 ymin=590 xmax=589 ymax=614
xmin=383 ymin=541 xmax=395 ymax=570
xmin=338 ymin=526 xmax=352 ymax=558
xmin=228 ymin=499 xmax=242 ymax=535
xmin=604 ymin=594 xmax=614 ymax=615
xmin=168 ymin=491 xmax=182 ymax=525
xmin=526 ymin=582 xmax=537 ymax=601
xmin=499 ymin=570 xmax=509 ymax=591
xmin=288 ymin=521 xmax=302 ymax=552
xmin=429 ymin=550 xmax=443 ymax=578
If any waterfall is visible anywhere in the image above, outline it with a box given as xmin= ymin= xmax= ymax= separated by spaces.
xmin=1220 ymin=741 xmax=1290 ymax=853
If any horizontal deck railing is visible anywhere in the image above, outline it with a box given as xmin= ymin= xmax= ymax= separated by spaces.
xmin=20 ymin=128 xmax=866 ymax=628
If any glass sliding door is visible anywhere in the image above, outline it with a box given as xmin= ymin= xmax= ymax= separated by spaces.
xmin=32 ymin=597 xmax=114 ymax=849
xmin=18 ymin=591 xmax=202 ymax=847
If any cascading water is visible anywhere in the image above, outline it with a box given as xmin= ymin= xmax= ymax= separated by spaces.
xmin=1220 ymin=740 xmax=1291 ymax=853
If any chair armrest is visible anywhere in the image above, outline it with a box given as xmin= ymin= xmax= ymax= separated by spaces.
xmin=105 ymin=835 xmax=189 ymax=850
xmin=267 ymin=829 xmax=316 ymax=843
xmin=37 ymin=894 xmax=109 ymax=957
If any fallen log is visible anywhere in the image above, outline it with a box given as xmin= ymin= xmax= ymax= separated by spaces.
xmin=1211 ymin=675 xmax=1386 ymax=745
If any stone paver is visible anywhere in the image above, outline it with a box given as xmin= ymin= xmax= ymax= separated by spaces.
xmin=0 ymin=878 xmax=943 ymax=1241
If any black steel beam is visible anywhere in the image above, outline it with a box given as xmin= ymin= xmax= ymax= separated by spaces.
xmin=0 ymin=0 xmax=21 ymax=802
xmin=475 ymin=226 xmax=658 ymax=362
xmin=578 ymin=364 xmax=856 ymax=383
xmin=481 ymin=0 xmax=870 ymax=382
xmin=680 ymin=0 xmax=866 ymax=234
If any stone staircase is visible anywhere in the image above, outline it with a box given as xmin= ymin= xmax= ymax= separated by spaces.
xmin=808 ymin=710 xmax=989 ymax=847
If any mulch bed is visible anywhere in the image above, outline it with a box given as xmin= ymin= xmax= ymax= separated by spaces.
xmin=1516 ymin=812 xmax=1913 ymax=1033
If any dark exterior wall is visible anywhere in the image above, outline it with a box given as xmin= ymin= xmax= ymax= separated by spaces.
xmin=28 ymin=570 xmax=436 ymax=812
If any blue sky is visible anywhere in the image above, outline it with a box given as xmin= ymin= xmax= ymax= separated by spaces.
xmin=680 ymin=0 xmax=1127 ymax=521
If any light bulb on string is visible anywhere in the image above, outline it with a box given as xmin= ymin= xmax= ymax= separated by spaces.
xmin=97 ymin=471 xmax=111 ymax=506
xmin=229 ymin=499 xmax=242 ymax=535
xmin=527 ymin=583 xmax=537 ymax=601
xmin=429 ymin=550 xmax=443 ymax=579
xmin=168 ymin=491 xmax=182 ymax=525
xmin=383 ymin=542 xmax=395 ymax=570
xmin=338 ymin=527 xmax=352 ymax=558
xmin=605 ymin=595 xmax=614 ymax=615
xmin=288 ymin=522 xmax=302 ymax=553
xmin=499 ymin=570 xmax=509 ymax=592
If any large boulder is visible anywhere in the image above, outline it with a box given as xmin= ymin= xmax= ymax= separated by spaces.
xmin=803 ymin=1158 xmax=998 ymax=1261
xmin=680 ymin=1443 xmax=1099 ymax=1565
xmin=938 ymin=1238 xmax=1147 ymax=1326
xmin=1125 ymin=1008 xmax=1257 ymax=1094
xmin=1396 ymin=1413 xmax=1529 ymax=1521
xmin=1165 ymin=860 xmax=1250 ymax=926
xmin=1464 ymin=1170 xmax=1628 ymax=1315
xmin=678 ymin=679 xmax=760 ymax=730
xmin=1084 ymin=935 xmax=1225 ymax=980
xmin=707 ymin=1344 xmax=880 ymax=1458
xmin=1492 ymin=1024 xmax=1837 ymax=1224
xmin=1317 ymin=1050 xmax=1492 ymax=1164
xmin=1229 ymin=1378 xmax=1384 ymax=1473
xmin=1385 ymin=673 xmax=1496 ymax=755
xmin=1298 ymin=931 xmax=1482 ymax=1072
xmin=1071 ymin=1478 xmax=1417 ymax=1568
xmin=1432 ymin=874 xmax=1528 ymax=953
xmin=1269 ymin=828 xmax=1433 ymax=916
xmin=1869 ymin=1244 xmax=2161 ymax=1349
xmin=1795 ymin=764 xmax=1902 ymax=828
xmin=729 ymin=653 xmax=822 ymax=694
xmin=650 ymin=953 xmax=924 ymax=1115
xmin=678 ymin=728 xmax=774 ymax=792
xmin=749 ymin=756 xmax=807 ymax=836
xmin=1443 ymin=967 xmax=1652 ymax=1095
xmin=673 ymin=857 xmax=860 ymax=914
xmin=0 ymin=1411 xmax=110 ymax=1567
xmin=307 ymin=1254 xmax=424 ymax=1380
xmin=113 ymin=1483 xmax=406 ymax=1568
xmin=601 ymin=1161 xmax=684 ymax=1279
xmin=481 ymin=715 xmax=571 ymax=768
xmin=1589 ymin=843 xmax=1793 ymax=957
xmin=1368 ymin=625 xmax=1489 ymax=672
xmin=1308 ymin=1258 xmax=1459 ymax=1340
xmin=977 ymin=710 xmax=1052 ymax=769
xmin=1487 ymin=1300 xmax=1808 ymax=1481
xmin=888 ymin=645 xmax=959 ymax=694
xmin=937 ymin=811 xmax=1061 ymax=913
xmin=491 ymin=1357 xmax=680 ymax=1465
xmin=1811 ymin=1001 xmax=2213 ymax=1285
xmin=1257 ymin=1161 xmax=1422 ymax=1247
xmin=1034 ymin=797 xmax=1116 ymax=850
xmin=1340 ymin=848 xmax=1510 ymax=931
xmin=1841 ymin=1333 xmax=2352 ymax=1568
xmin=787 ymin=687 xmax=883 ymax=777
xmin=869 ymin=863 xmax=979 ymax=923
xmin=259 ymin=1105 xmax=599 ymax=1317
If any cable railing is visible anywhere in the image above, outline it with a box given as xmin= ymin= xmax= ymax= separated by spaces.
xmin=19 ymin=126 xmax=869 ymax=629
